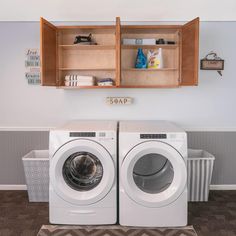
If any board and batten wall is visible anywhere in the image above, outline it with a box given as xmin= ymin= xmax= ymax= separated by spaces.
xmin=0 ymin=21 xmax=236 ymax=188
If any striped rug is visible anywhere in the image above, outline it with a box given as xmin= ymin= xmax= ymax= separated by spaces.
xmin=37 ymin=225 xmax=198 ymax=236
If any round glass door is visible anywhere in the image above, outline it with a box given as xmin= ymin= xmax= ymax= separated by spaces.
xmin=50 ymin=139 xmax=115 ymax=205
xmin=121 ymin=141 xmax=187 ymax=208
xmin=63 ymin=152 xmax=103 ymax=191
xmin=133 ymin=153 xmax=174 ymax=194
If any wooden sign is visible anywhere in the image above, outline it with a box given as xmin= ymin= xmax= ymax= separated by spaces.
xmin=200 ymin=59 xmax=224 ymax=70
xmin=25 ymin=48 xmax=41 ymax=85
xmin=106 ymin=97 xmax=133 ymax=105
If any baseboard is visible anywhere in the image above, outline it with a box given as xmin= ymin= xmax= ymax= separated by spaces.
xmin=0 ymin=185 xmax=27 ymax=190
xmin=0 ymin=184 xmax=235 ymax=191
xmin=210 ymin=184 xmax=236 ymax=190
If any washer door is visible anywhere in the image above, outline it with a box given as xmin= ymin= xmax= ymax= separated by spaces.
xmin=50 ymin=139 xmax=115 ymax=205
xmin=121 ymin=141 xmax=187 ymax=208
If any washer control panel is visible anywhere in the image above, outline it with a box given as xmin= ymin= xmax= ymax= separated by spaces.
xmin=69 ymin=132 xmax=96 ymax=137
xmin=69 ymin=131 xmax=114 ymax=140
xmin=140 ymin=134 xmax=167 ymax=139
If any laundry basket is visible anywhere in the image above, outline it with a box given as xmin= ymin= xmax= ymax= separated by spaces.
xmin=22 ymin=150 xmax=49 ymax=202
xmin=187 ymin=149 xmax=215 ymax=202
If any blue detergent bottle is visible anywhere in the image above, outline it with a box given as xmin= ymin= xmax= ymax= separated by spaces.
xmin=135 ymin=48 xmax=147 ymax=69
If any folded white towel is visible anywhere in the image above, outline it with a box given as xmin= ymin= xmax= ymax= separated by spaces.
xmin=77 ymin=75 xmax=95 ymax=82
xmin=65 ymin=81 xmax=95 ymax=87
xmin=65 ymin=75 xmax=95 ymax=82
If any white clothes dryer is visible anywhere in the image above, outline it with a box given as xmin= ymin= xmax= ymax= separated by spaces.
xmin=119 ymin=120 xmax=187 ymax=227
xmin=49 ymin=120 xmax=117 ymax=225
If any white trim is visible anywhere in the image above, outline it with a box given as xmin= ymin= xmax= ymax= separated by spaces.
xmin=0 ymin=127 xmax=52 ymax=131
xmin=0 ymin=126 xmax=236 ymax=132
xmin=0 ymin=185 xmax=27 ymax=190
xmin=210 ymin=184 xmax=236 ymax=190
xmin=183 ymin=127 xmax=236 ymax=132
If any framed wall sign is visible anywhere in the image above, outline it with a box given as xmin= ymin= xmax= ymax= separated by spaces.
xmin=200 ymin=51 xmax=224 ymax=76
xmin=200 ymin=59 xmax=224 ymax=70
xmin=25 ymin=48 xmax=41 ymax=84
xmin=106 ymin=97 xmax=133 ymax=105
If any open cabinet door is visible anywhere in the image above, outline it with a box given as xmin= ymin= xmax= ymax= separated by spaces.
xmin=40 ymin=17 xmax=58 ymax=86
xmin=115 ymin=17 xmax=121 ymax=87
xmin=181 ymin=17 xmax=199 ymax=86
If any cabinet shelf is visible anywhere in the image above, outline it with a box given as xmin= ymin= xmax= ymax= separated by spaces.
xmin=60 ymin=85 xmax=117 ymax=89
xmin=59 ymin=45 xmax=116 ymax=50
xmin=59 ymin=68 xmax=115 ymax=71
xmin=120 ymin=85 xmax=179 ymax=88
xmin=121 ymin=44 xmax=178 ymax=49
xmin=122 ymin=68 xmax=178 ymax=71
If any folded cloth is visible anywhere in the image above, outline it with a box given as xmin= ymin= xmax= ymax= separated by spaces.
xmin=64 ymin=75 xmax=95 ymax=86
xmin=98 ymin=78 xmax=114 ymax=83
xmin=77 ymin=75 xmax=95 ymax=82
xmin=65 ymin=75 xmax=95 ymax=82
xmin=97 ymin=81 xmax=113 ymax=86
xmin=77 ymin=82 xmax=94 ymax=86
xmin=65 ymin=81 xmax=94 ymax=86
xmin=97 ymin=78 xmax=114 ymax=86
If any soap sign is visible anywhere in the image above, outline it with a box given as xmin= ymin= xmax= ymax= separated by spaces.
xmin=25 ymin=48 xmax=41 ymax=85
xmin=106 ymin=97 xmax=133 ymax=105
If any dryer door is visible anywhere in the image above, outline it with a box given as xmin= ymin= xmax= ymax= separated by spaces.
xmin=121 ymin=141 xmax=187 ymax=208
xmin=50 ymin=139 xmax=115 ymax=205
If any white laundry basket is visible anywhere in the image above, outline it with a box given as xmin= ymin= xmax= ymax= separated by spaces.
xmin=22 ymin=150 xmax=49 ymax=202
xmin=187 ymin=149 xmax=215 ymax=202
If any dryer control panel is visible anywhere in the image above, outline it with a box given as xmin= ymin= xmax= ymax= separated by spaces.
xmin=139 ymin=133 xmax=185 ymax=141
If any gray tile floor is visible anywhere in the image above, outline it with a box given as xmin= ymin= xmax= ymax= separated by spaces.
xmin=0 ymin=191 xmax=235 ymax=236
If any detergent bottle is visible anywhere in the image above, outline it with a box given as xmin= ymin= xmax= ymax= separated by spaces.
xmin=135 ymin=48 xmax=147 ymax=69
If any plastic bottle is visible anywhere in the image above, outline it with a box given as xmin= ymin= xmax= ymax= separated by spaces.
xmin=147 ymin=48 xmax=164 ymax=69
xmin=135 ymin=48 xmax=147 ymax=69
xmin=157 ymin=48 xmax=163 ymax=69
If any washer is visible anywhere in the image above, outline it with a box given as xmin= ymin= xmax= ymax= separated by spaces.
xmin=119 ymin=120 xmax=187 ymax=227
xmin=49 ymin=120 xmax=117 ymax=225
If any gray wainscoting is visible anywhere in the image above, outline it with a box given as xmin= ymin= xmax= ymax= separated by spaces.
xmin=188 ymin=132 xmax=236 ymax=185
xmin=0 ymin=131 xmax=235 ymax=185
xmin=0 ymin=131 xmax=49 ymax=184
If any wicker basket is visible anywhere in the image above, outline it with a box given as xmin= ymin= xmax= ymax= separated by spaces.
xmin=22 ymin=150 xmax=49 ymax=202
xmin=187 ymin=149 xmax=215 ymax=202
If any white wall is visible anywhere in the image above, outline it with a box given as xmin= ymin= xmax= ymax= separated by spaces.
xmin=0 ymin=0 xmax=236 ymax=21
xmin=0 ymin=21 xmax=235 ymax=130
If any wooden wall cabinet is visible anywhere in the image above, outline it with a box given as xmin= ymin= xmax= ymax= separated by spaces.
xmin=40 ymin=17 xmax=199 ymax=89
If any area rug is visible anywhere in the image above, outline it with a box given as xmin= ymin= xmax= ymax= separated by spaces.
xmin=37 ymin=225 xmax=198 ymax=236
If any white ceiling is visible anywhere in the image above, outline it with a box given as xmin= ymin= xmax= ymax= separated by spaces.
xmin=1 ymin=0 xmax=236 ymax=21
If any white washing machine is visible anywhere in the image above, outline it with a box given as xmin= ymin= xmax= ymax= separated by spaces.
xmin=49 ymin=120 xmax=117 ymax=225
xmin=119 ymin=120 xmax=187 ymax=227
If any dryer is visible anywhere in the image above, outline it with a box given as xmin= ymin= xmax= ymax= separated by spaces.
xmin=49 ymin=120 xmax=117 ymax=225
xmin=119 ymin=120 xmax=187 ymax=227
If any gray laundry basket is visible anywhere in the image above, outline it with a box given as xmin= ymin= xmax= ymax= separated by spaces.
xmin=187 ymin=149 xmax=215 ymax=202
xmin=22 ymin=150 xmax=49 ymax=202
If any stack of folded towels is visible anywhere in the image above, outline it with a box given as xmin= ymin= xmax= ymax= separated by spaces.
xmin=65 ymin=75 xmax=95 ymax=86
